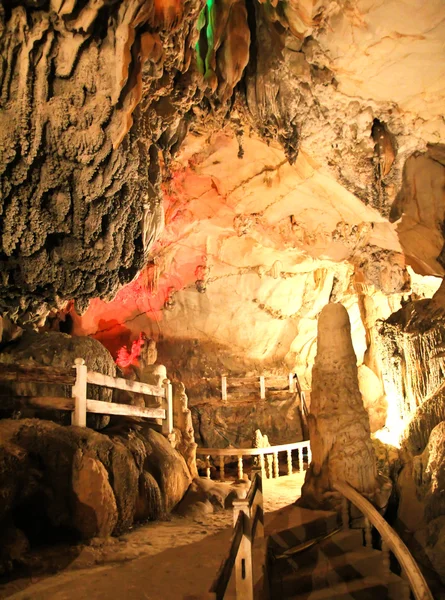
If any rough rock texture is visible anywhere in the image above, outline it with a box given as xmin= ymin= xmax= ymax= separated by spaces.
xmin=1 ymin=0 xmax=444 ymax=324
xmin=300 ymin=303 xmax=379 ymax=509
xmin=0 ymin=418 xmax=192 ymax=565
xmin=0 ymin=331 xmax=116 ymax=429
xmin=391 ymin=144 xmax=445 ymax=276
xmin=175 ymin=477 xmax=250 ymax=517
xmin=192 ymin=393 xmax=303 ymax=449
xmin=173 ymin=382 xmax=198 ymax=477
xmin=377 ymin=280 xmax=445 ymax=431
xmin=73 ymin=132 xmax=411 ymax=407
xmin=72 ymin=451 xmax=118 ymax=539
xmin=398 ymin=422 xmax=445 ymax=586
xmin=0 ymin=0 xmax=205 ymax=323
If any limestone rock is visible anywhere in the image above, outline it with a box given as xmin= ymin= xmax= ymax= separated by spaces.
xmin=0 ymin=524 xmax=29 ymax=575
xmin=135 ymin=472 xmax=163 ymax=522
xmin=0 ymin=331 xmax=116 ymax=429
xmin=377 ymin=281 xmax=445 ymax=441
xmin=358 ymin=364 xmax=387 ymax=433
xmin=300 ymin=303 xmax=379 ymax=509
xmin=72 ymin=451 xmax=118 ymax=539
xmin=425 ymin=517 xmax=445 ymax=585
xmin=173 ymin=382 xmax=198 ymax=478
xmin=0 ymin=417 xmax=192 ymax=562
xmin=141 ymin=426 xmax=192 ymax=513
xmin=192 ymin=394 xmax=303 ymax=449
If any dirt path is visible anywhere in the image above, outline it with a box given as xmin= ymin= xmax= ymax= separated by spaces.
xmin=0 ymin=474 xmax=305 ymax=600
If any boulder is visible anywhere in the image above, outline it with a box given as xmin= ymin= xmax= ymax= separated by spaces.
xmin=141 ymin=426 xmax=192 ymax=512
xmin=72 ymin=451 xmax=118 ymax=539
xmin=0 ymin=417 xmax=192 ymax=572
xmin=0 ymin=331 xmax=116 ymax=430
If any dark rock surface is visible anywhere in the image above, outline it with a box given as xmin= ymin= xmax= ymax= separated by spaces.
xmin=0 ymin=331 xmax=116 ymax=429
xmin=192 ymin=393 xmax=303 ymax=449
xmin=0 ymin=418 xmax=192 ymax=572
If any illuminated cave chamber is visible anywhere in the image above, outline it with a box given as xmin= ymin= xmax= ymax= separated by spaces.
xmin=0 ymin=0 xmax=445 ymax=591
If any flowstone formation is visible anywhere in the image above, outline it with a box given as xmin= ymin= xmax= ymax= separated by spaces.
xmin=300 ymin=303 xmax=381 ymax=509
xmin=0 ymin=0 xmax=206 ymax=323
xmin=1 ymin=0 xmax=444 ymax=324
xmin=376 ymin=283 xmax=445 ymax=584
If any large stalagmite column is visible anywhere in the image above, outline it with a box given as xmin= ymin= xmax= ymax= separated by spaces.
xmin=300 ymin=303 xmax=378 ymax=509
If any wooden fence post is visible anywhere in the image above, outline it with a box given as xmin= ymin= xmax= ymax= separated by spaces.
xmin=287 ymin=449 xmax=292 ymax=475
xmin=238 ymin=456 xmax=244 ymax=480
xmin=232 ymin=499 xmax=253 ymax=600
xmin=251 ymin=468 xmax=264 ymax=539
xmin=259 ymin=376 xmax=265 ymax=400
xmin=273 ymin=451 xmax=279 ymax=478
xmin=162 ymin=379 xmax=173 ymax=440
xmin=71 ymin=358 xmax=87 ymax=427
xmin=221 ymin=375 xmax=227 ymax=403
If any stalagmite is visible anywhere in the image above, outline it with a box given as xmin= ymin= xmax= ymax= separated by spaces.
xmin=300 ymin=303 xmax=380 ymax=509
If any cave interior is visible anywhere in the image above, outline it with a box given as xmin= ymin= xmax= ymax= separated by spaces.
xmin=0 ymin=0 xmax=445 ymax=598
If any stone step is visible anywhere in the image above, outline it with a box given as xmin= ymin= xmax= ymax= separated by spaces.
xmin=268 ymin=511 xmax=340 ymax=556
xmin=283 ymin=572 xmax=407 ymax=600
xmin=272 ymin=544 xmax=384 ymax=596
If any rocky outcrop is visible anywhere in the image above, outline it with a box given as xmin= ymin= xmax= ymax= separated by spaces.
xmin=300 ymin=303 xmax=380 ymax=509
xmin=377 ymin=280 xmax=445 ymax=428
xmin=398 ymin=422 xmax=445 ymax=586
xmin=0 ymin=1 xmax=205 ymax=324
xmin=0 ymin=331 xmax=116 ymax=429
xmin=192 ymin=393 xmax=303 ymax=449
xmin=173 ymin=382 xmax=198 ymax=478
xmin=0 ymin=418 xmax=192 ymax=571
xmin=390 ymin=144 xmax=445 ymax=277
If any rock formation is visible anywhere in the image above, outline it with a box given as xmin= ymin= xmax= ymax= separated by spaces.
xmin=0 ymin=331 xmax=116 ymax=430
xmin=300 ymin=303 xmax=380 ymax=509
xmin=0 ymin=417 xmax=191 ymax=572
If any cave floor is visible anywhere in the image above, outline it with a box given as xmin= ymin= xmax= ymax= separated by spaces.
xmin=0 ymin=473 xmax=312 ymax=600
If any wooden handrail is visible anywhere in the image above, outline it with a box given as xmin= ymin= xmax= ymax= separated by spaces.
xmin=334 ymin=480 xmax=433 ymax=600
xmin=0 ymin=363 xmax=75 ymax=385
xmin=0 ymin=395 xmax=74 ymax=411
xmin=86 ymin=399 xmax=165 ymax=419
xmin=0 ymin=358 xmax=174 ymax=442
xmin=86 ymin=371 xmax=165 ymax=397
xmin=210 ymin=512 xmax=245 ymax=600
xmin=196 ymin=440 xmax=309 ymax=457
xmin=210 ymin=471 xmax=264 ymax=600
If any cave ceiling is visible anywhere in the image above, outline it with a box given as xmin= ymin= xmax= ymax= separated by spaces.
xmin=0 ymin=0 xmax=445 ymax=333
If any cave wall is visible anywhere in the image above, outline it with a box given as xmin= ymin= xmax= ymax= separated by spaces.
xmin=0 ymin=0 xmax=205 ymax=323
xmin=1 ymin=0 xmax=445 ymax=326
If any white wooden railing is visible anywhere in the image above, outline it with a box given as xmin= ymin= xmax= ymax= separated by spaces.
xmin=196 ymin=440 xmax=311 ymax=481
xmin=335 ymin=480 xmax=433 ymax=600
xmin=219 ymin=373 xmax=300 ymax=403
xmin=0 ymin=357 xmax=174 ymax=439
xmin=210 ymin=469 xmax=264 ymax=600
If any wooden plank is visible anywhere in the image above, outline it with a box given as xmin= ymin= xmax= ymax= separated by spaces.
xmin=196 ymin=441 xmax=310 ymax=457
xmin=0 ymin=364 xmax=75 ymax=385
xmin=333 ymin=481 xmax=433 ymax=600
xmin=72 ymin=358 xmax=87 ymax=427
xmin=221 ymin=376 xmax=227 ymax=403
xmin=0 ymin=395 xmax=74 ymax=411
xmin=251 ymin=504 xmax=264 ymax=541
xmin=86 ymin=399 xmax=165 ymax=419
xmin=246 ymin=472 xmax=260 ymax=504
xmin=86 ymin=371 xmax=165 ymax=398
xmin=210 ymin=512 xmax=244 ymax=599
